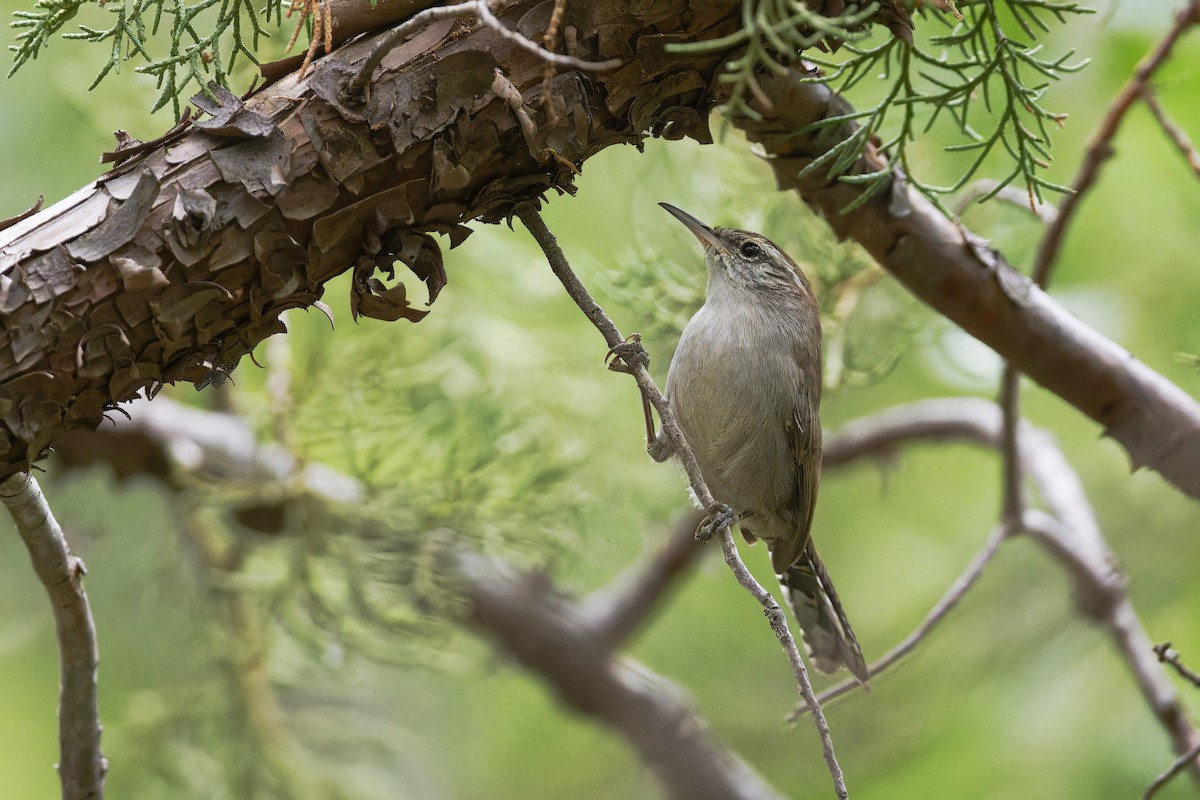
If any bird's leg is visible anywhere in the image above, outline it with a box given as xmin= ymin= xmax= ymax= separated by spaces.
xmin=605 ymin=333 xmax=663 ymax=458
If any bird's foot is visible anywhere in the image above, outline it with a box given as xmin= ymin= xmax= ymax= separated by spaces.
xmin=605 ymin=333 xmax=649 ymax=374
xmin=696 ymin=504 xmax=738 ymax=543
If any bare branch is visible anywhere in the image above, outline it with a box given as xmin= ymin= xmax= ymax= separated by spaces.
xmin=810 ymin=398 xmax=1200 ymax=781
xmin=998 ymin=366 xmax=1024 ymax=525
xmin=1154 ymin=642 xmax=1200 ymax=689
xmin=0 ymin=472 xmax=105 ymax=800
xmin=457 ymin=550 xmax=788 ymax=800
xmin=516 ymin=205 xmax=849 ymax=795
xmin=1032 ymin=0 xmax=1200 ymax=286
xmin=797 ymin=521 xmax=1010 ymax=714
xmin=1143 ymin=741 xmax=1200 ymax=800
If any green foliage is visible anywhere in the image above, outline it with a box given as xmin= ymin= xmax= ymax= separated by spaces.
xmin=9 ymin=0 xmax=285 ymax=116
xmin=673 ymin=0 xmax=1093 ymax=213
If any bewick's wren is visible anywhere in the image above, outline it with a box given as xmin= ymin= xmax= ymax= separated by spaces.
xmin=651 ymin=204 xmax=868 ymax=682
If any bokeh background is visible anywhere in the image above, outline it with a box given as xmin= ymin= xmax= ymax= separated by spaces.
xmin=1 ymin=1 xmax=1199 ymax=797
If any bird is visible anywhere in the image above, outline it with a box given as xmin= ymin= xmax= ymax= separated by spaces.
xmin=650 ymin=203 xmax=868 ymax=682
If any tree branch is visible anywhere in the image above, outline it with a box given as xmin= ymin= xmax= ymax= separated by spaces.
xmin=810 ymin=399 xmax=1200 ymax=783
xmin=733 ymin=71 xmax=1200 ymax=501
xmin=1154 ymin=643 xmax=1200 ymax=689
xmin=1143 ymin=741 xmax=1200 ymax=800
xmin=0 ymin=472 xmax=105 ymax=800
xmin=793 ymin=520 xmax=1010 ymax=714
xmin=1032 ymin=0 xmax=1200 ymax=286
xmin=5 ymin=0 xmax=1200 ymax=519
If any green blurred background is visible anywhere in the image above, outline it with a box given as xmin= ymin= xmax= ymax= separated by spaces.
xmin=2 ymin=1 xmax=1200 ymax=797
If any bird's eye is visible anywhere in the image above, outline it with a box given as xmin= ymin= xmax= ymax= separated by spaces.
xmin=740 ymin=241 xmax=763 ymax=259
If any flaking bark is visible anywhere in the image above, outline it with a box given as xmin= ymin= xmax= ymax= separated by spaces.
xmin=0 ymin=0 xmax=737 ymax=472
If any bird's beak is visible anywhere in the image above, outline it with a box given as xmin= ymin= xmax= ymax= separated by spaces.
xmin=659 ymin=203 xmax=722 ymax=251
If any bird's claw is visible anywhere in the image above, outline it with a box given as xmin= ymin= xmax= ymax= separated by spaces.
xmin=696 ymin=504 xmax=738 ymax=543
xmin=606 ymin=333 xmax=649 ymax=374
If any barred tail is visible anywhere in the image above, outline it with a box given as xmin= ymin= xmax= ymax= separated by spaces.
xmin=779 ymin=543 xmax=869 ymax=683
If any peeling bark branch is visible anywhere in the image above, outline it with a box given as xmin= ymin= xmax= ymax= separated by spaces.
xmin=0 ymin=0 xmax=738 ymax=472
xmin=0 ymin=472 xmax=105 ymax=800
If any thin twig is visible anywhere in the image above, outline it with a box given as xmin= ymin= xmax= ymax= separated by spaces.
xmin=1143 ymin=741 xmax=1200 ymax=800
xmin=718 ymin=529 xmax=848 ymax=799
xmin=1 ymin=472 xmax=105 ymax=800
xmin=516 ymin=205 xmax=849 ymax=797
xmin=1032 ymin=0 xmax=1200 ymax=286
xmin=816 ymin=398 xmax=1200 ymax=786
xmin=1141 ymin=86 xmax=1200 ymax=179
xmin=998 ymin=365 xmax=1024 ymax=524
xmin=352 ymin=0 xmax=620 ymax=94
xmin=952 ymin=180 xmax=1057 ymax=225
xmin=1154 ymin=642 xmax=1200 ymax=689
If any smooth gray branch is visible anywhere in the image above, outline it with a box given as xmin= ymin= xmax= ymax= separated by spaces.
xmin=813 ymin=398 xmax=1200 ymax=783
xmin=457 ymin=550 xmax=787 ymax=800
xmin=1143 ymin=741 xmax=1200 ymax=800
xmin=1 ymin=472 xmax=105 ymax=800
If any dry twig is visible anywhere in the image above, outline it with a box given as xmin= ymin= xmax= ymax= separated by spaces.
xmin=1154 ymin=642 xmax=1200 ymax=689
xmin=1143 ymin=741 xmax=1200 ymax=800
xmin=352 ymin=0 xmax=620 ymax=94
xmin=1032 ymin=0 xmax=1200 ymax=286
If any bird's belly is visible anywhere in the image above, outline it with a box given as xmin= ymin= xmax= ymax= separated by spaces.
xmin=668 ymin=314 xmax=799 ymax=518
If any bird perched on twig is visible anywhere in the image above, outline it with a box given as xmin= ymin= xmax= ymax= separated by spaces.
xmin=650 ymin=203 xmax=868 ymax=682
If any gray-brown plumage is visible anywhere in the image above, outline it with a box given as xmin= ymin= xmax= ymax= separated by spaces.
xmin=651 ymin=204 xmax=868 ymax=682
